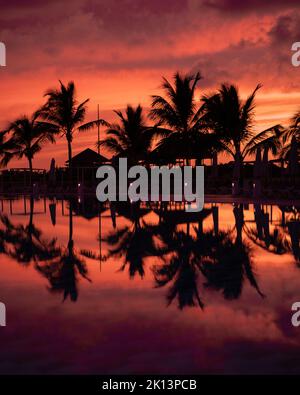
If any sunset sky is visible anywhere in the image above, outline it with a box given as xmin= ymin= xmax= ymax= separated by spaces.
xmin=1 ymin=0 xmax=300 ymax=167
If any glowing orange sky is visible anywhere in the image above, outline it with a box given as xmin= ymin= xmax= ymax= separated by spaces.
xmin=1 ymin=0 xmax=300 ymax=167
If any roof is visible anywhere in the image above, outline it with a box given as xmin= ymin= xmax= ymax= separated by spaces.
xmin=67 ymin=148 xmax=108 ymax=167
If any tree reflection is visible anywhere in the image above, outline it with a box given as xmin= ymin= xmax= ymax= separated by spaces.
xmin=153 ymin=226 xmax=205 ymax=309
xmin=153 ymin=204 xmax=264 ymax=309
xmin=202 ymin=204 xmax=264 ymax=299
xmin=0 ymin=198 xmax=90 ymax=302
xmin=0 ymin=197 xmax=60 ymax=265
xmin=35 ymin=200 xmax=91 ymax=301
xmin=101 ymin=202 xmax=163 ymax=278
xmin=244 ymin=205 xmax=300 ymax=265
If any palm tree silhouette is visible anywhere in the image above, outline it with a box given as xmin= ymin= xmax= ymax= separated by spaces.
xmin=281 ymin=111 xmax=300 ymax=161
xmin=149 ymin=72 xmax=221 ymax=164
xmin=101 ymin=202 xmax=161 ymax=278
xmin=0 ymin=198 xmax=60 ymax=265
xmin=38 ymin=81 xmax=107 ymax=173
xmin=201 ymin=230 xmax=264 ymax=300
xmin=244 ymin=205 xmax=290 ymax=255
xmin=35 ymin=200 xmax=91 ymax=301
xmin=202 ymin=84 xmax=283 ymax=186
xmin=153 ymin=227 xmax=205 ymax=309
xmin=99 ymin=105 xmax=154 ymax=165
xmin=1 ymin=113 xmax=57 ymax=187
xmin=0 ymin=131 xmax=16 ymax=166
xmin=222 ymin=204 xmax=264 ymax=298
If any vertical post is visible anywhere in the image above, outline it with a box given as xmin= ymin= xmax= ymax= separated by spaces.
xmin=97 ymin=104 xmax=100 ymax=156
xmin=98 ymin=206 xmax=102 ymax=272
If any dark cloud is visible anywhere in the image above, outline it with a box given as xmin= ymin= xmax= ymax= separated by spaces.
xmin=268 ymin=14 xmax=300 ymax=44
xmin=203 ymin=0 xmax=300 ymax=13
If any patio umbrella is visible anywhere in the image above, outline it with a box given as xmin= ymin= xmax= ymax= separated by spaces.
xmin=49 ymin=158 xmax=56 ymax=185
xmin=110 ymin=202 xmax=117 ymax=229
xmin=288 ymin=136 xmax=299 ymax=176
xmin=49 ymin=202 xmax=56 ymax=226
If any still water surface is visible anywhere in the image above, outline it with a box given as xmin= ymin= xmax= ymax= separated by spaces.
xmin=0 ymin=197 xmax=300 ymax=374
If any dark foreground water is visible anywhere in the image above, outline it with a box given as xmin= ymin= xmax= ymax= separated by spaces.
xmin=0 ymin=196 xmax=300 ymax=374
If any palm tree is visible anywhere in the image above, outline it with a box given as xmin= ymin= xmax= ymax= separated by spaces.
xmin=281 ymin=110 xmax=300 ymax=159
xmin=201 ymin=84 xmax=283 ymax=185
xmin=1 ymin=113 xmax=57 ymax=187
xmin=99 ymin=105 xmax=154 ymax=165
xmin=149 ymin=72 xmax=221 ymax=164
xmin=0 ymin=131 xmax=16 ymax=167
xmin=38 ymin=80 xmax=107 ymax=171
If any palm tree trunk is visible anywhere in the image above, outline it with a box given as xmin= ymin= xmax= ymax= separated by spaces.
xmin=233 ymin=146 xmax=243 ymax=193
xmin=67 ymin=136 xmax=73 ymax=187
xmin=29 ymin=196 xmax=34 ymax=229
xmin=67 ymin=199 xmax=74 ymax=256
xmin=28 ymin=156 xmax=33 ymax=190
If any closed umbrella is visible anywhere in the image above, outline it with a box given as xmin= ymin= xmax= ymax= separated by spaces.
xmin=49 ymin=158 xmax=56 ymax=185
xmin=49 ymin=201 xmax=56 ymax=226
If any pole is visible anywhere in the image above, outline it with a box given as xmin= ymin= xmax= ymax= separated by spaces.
xmin=98 ymin=207 xmax=102 ymax=272
xmin=97 ymin=104 xmax=100 ymax=156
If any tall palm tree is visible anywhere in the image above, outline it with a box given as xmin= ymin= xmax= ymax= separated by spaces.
xmin=38 ymin=80 xmax=107 ymax=170
xmin=100 ymin=105 xmax=154 ymax=165
xmin=150 ymin=72 xmax=202 ymax=134
xmin=201 ymin=84 xmax=283 ymax=184
xmin=1 ymin=113 xmax=57 ymax=186
xmin=281 ymin=110 xmax=300 ymax=159
xmin=149 ymin=72 xmax=221 ymax=164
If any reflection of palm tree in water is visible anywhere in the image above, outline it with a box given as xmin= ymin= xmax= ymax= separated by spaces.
xmin=202 ymin=204 xmax=265 ymax=299
xmin=153 ymin=208 xmax=264 ymax=309
xmin=285 ymin=206 xmax=300 ymax=265
xmin=0 ymin=197 xmax=60 ymax=265
xmin=244 ymin=205 xmax=300 ymax=265
xmin=36 ymin=200 xmax=91 ymax=301
xmin=102 ymin=202 xmax=161 ymax=278
xmin=201 ymin=230 xmax=265 ymax=300
xmin=153 ymin=226 xmax=205 ymax=309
